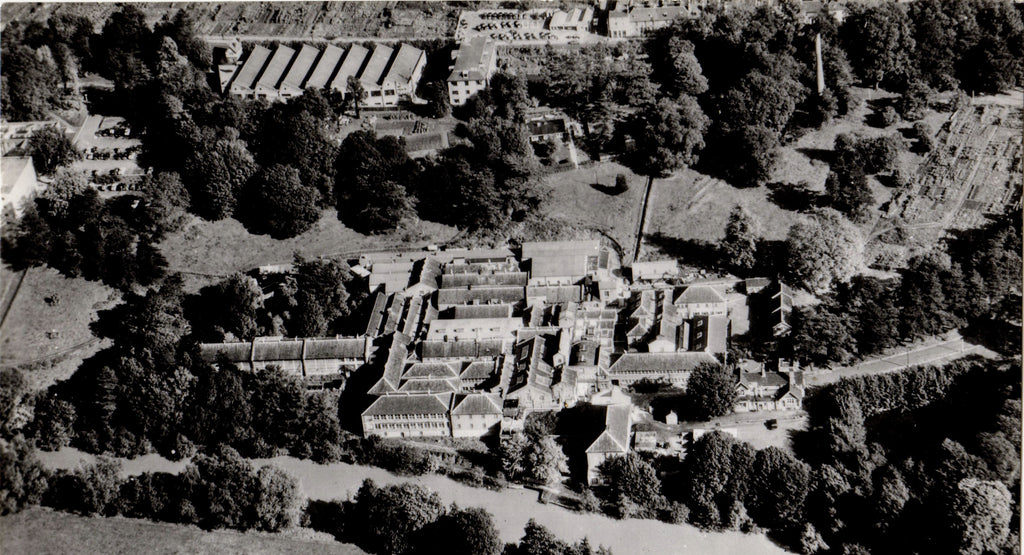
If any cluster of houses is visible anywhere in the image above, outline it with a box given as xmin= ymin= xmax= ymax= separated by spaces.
xmin=220 ymin=40 xmax=426 ymax=107
xmin=199 ymin=240 xmax=813 ymax=481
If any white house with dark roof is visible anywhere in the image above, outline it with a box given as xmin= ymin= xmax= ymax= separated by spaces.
xmin=451 ymin=393 xmax=502 ymax=437
xmin=361 ymin=393 xmax=453 ymax=438
xmin=674 ymin=285 xmax=728 ymax=318
xmin=447 ymin=36 xmax=498 ymax=106
xmin=586 ymin=403 xmax=631 ymax=484
xmin=734 ymin=367 xmax=806 ymax=412
xmin=606 ymin=351 xmax=719 ymax=387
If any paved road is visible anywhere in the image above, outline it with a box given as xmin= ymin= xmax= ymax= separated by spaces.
xmin=805 ymin=331 xmax=998 ymax=387
xmin=39 ymin=448 xmax=791 ymax=555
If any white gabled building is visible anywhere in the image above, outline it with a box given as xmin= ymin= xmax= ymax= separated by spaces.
xmin=447 ymin=37 xmax=498 ymax=106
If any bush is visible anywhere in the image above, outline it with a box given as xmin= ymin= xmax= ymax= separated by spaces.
xmin=1 ymin=437 xmax=49 ymax=515
xmin=880 ymin=106 xmax=900 ymax=127
xmin=615 ymin=173 xmax=629 ymax=192
xmin=912 ymin=122 xmax=935 ymax=153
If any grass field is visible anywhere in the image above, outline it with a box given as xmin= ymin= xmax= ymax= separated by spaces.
xmin=0 ymin=266 xmax=116 ymax=389
xmin=641 ymin=88 xmax=949 ymax=262
xmin=159 ymin=212 xmax=460 ymax=285
xmin=0 ymin=508 xmax=364 ymax=555
xmin=536 ymin=161 xmax=649 ymax=258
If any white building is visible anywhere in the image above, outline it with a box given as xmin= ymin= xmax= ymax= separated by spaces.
xmin=447 ymin=37 xmax=498 ymax=106
xmin=1 ymin=156 xmax=41 ymax=220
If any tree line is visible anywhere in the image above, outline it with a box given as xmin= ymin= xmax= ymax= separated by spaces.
xmin=790 ymin=213 xmax=1021 ymax=365
xmin=0 ymin=258 xmax=362 ymax=459
xmin=2 ymin=439 xmax=611 ymax=555
xmin=795 ymin=357 xmax=1020 ymax=554
xmin=305 ymin=479 xmax=612 ymax=555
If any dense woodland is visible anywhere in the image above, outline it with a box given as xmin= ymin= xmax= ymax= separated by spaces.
xmin=1 ymin=2 xmax=1022 ymax=554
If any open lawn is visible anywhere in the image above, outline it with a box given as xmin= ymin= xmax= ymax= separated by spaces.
xmin=0 ymin=508 xmax=364 ymax=555
xmin=41 ymin=448 xmax=790 ymax=555
xmin=645 ymin=167 xmax=805 ymax=246
xmin=0 ymin=266 xmax=116 ymax=389
xmin=643 ymin=87 xmax=950 ymax=263
xmin=536 ymin=161 xmax=648 ymax=259
xmin=159 ymin=212 xmax=460 ymax=287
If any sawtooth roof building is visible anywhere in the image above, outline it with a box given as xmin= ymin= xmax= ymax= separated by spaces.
xmin=227 ymin=41 xmax=426 ymax=106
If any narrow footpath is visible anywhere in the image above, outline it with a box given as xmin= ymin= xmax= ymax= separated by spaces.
xmin=632 ymin=176 xmax=655 ymax=263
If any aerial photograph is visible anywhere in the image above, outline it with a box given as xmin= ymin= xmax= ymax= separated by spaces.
xmin=0 ymin=0 xmax=1020 ymax=553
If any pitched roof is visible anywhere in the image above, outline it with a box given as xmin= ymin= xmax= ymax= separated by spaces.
xmin=441 ymin=272 xmax=528 ymax=288
xmin=359 ymin=44 xmax=394 ymax=87
xmin=523 ymin=240 xmax=602 ymax=279
xmin=420 ymin=339 xmax=504 ymax=360
xmin=437 ymin=286 xmax=524 ymax=306
xmin=383 ymin=43 xmax=424 ymax=88
xmin=608 ymin=352 xmax=719 ymax=374
xmin=362 ymin=393 xmax=451 ymax=417
xmin=402 ymin=362 xmax=459 ymax=380
xmin=451 ymin=393 xmax=502 ymax=415
xmin=364 ymin=291 xmax=389 ymax=336
xmin=303 ymin=337 xmax=366 ymax=360
xmin=398 ymin=378 xmax=458 ymax=393
xmin=230 ymin=45 xmax=272 ymax=92
xmin=252 ymin=339 xmax=304 ymax=361
xmin=526 ymin=285 xmax=584 ymax=303
xmin=460 ymin=360 xmax=497 ymax=380
xmin=331 ymin=44 xmax=370 ymax=92
xmin=256 ymin=45 xmax=296 ymax=91
xmin=304 ymin=44 xmax=343 ymax=89
xmin=452 ymin=304 xmax=515 ymax=319
xmin=369 ymin=332 xmax=412 ymax=394
xmin=280 ymin=44 xmax=320 ymax=91
xmin=675 ymin=285 xmax=726 ymax=305
xmin=448 ymin=36 xmax=495 ymax=82
xmin=586 ymin=405 xmax=631 ymax=454
xmin=738 ymin=371 xmax=788 ymax=388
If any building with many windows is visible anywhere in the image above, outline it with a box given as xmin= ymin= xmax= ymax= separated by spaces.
xmin=447 ymin=37 xmax=498 ymax=106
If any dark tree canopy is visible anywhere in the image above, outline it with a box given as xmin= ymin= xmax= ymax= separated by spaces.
xmin=240 ymin=163 xmax=322 ymax=239
xmin=626 ymin=96 xmax=709 ymax=176
xmin=685 ymin=363 xmax=736 ymax=421
xmin=28 ymin=126 xmax=80 ymax=175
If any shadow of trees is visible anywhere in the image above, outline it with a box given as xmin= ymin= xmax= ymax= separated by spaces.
xmin=766 ymin=181 xmax=822 ymax=213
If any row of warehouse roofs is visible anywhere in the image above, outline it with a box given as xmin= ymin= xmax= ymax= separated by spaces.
xmin=225 ymin=41 xmax=426 ymax=103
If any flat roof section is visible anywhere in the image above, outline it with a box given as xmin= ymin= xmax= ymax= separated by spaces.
xmin=256 ymin=45 xmax=296 ymax=91
xmin=280 ymin=44 xmax=320 ymax=91
xmin=359 ymin=44 xmax=395 ymax=87
xmin=304 ymin=44 xmax=344 ymax=90
xmin=230 ymin=45 xmax=272 ymax=92
xmin=331 ymin=44 xmax=370 ymax=92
